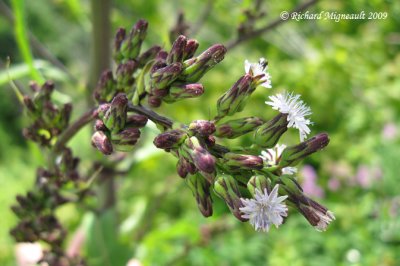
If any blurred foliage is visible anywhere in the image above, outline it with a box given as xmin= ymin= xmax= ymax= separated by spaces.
xmin=0 ymin=0 xmax=399 ymax=265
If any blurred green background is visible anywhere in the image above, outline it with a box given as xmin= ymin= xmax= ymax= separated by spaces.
xmin=1 ymin=0 xmax=400 ymax=265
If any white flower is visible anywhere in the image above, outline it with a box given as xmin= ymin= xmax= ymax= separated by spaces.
xmin=240 ymin=185 xmax=288 ymax=232
xmin=315 ymin=210 xmax=336 ymax=232
xmin=260 ymin=144 xmax=297 ymax=175
xmin=265 ymin=92 xmax=312 ymax=141
xmin=244 ymin=58 xmax=272 ymax=88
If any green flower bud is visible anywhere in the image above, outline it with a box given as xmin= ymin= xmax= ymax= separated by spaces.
xmin=163 ymin=83 xmax=204 ymax=103
xmin=223 ymin=153 xmax=264 ymax=171
xmin=102 ymin=94 xmax=128 ymax=133
xmin=150 ymin=62 xmax=183 ymax=90
xmin=120 ymin=19 xmax=148 ymax=60
xmin=113 ymin=28 xmax=126 ymax=62
xmin=186 ymin=173 xmax=213 ymax=217
xmin=94 ymin=70 xmax=116 ymax=103
xmin=216 ymin=74 xmax=253 ymax=119
xmin=137 ymin=45 xmax=162 ymax=67
xmin=179 ymin=44 xmax=227 ymax=82
xmin=253 ymin=113 xmax=288 ymax=148
xmin=91 ymin=131 xmax=113 ymax=155
xmin=153 ymin=129 xmax=187 ymax=150
xmin=116 ymin=60 xmax=138 ymax=91
xmin=111 ymin=128 xmax=141 ymax=152
xmin=215 ymin=117 xmax=263 ymax=139
xmin=167 ymin=35 xmax=187 ymax=64
xmin=214 ymin=174 xmax=246 ymax=221
xmin=247 ymin=175 xmax=270 ymax=197
xmin=279 ymin=133 xmax=330 ymax=167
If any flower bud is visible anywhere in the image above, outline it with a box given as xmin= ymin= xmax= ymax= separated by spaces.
xmin=113 ymin=27 xmax=126 ymax=62
xmin=213 ymin=174 xmax=246 ymax=221
xmin=254 ymin=113 xmax=288 ymax=148
xmin=163 ymin=83 xmax=204 ymax=103
xmin=91 ymin=131 xmax=113 ymax=155
xmin=186 ymin=174 xmax=213 ymax=217
xmin=189 ymin=120 xmax=216 ymax=137
xmin=102 ymin=93 xmax=128 ymax=133
xmin=120 ymin=19 xmax=148 ymax=60
xmin=279 ymin=133 xmax=330 ymax=167
xmin=180 ymin=44 xmax=227 ymax=82
xmin=183 ymin=39 xmax=199 ymax=60
xmin=215 ymin=117 xmax=263 ymax=139
xmin=150 ymin=62 xmax=183 ymax=90
xmin=153 ymin=129 xmax=187 ymax=150
xmin=223 ymin=153 xmax=264 ymax=171
xmin=176 ymin=157 xmax=197 ymax=178
xmin=94 ymin=70 xmax=116 ymax=103
xmin=116 ymin=60 xmax=138 ymax=91
xmin=247 ymin=175 xmax=270 ymax=197
xmin=167 ymin=35 xmax=187 ymax=64
xmin=23 ymin=95 xmax=38 ymax=117
xmin=147 ymin=95 xmax=162 ymax=107
xmin=125 ymin=114 xmax=148 ymax=128
xmin=111 ymin=128 xmax=141 ymax=152
xmin=184 ymin=136 xmax=216 ymax=174
xmin=94 ymin=119 xmax=107 ymax=131
xmin=137 ymin=45 xmax=162 ymax=67
xmin=216 ymin=74 xmax=253 ymax=119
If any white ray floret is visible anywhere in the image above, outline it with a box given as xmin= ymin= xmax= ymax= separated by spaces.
xmin=265 ymin=92 xmax=312 ymax=141
xmin=260 ymin=144 xmax=297 ymax=175
xmin=244 ymin=58 xmax=272 ymax=88
xmin=240 ymin=185 xmax=288 ymax=232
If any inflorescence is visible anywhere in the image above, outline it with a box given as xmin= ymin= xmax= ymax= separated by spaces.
xmin=12 ymin=19 xmax=334 ymax=265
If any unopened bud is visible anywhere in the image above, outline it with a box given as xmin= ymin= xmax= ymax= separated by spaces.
xmin=214 ymin=174 xmax=246 ymax=221
xmin=94 ymin=70 xmax=116 ymax=102
xmin=167 ymin=35 xmax=187 ymax=64
xmin=23 ymin=95 xmax=37 ymax=116
xmin=186 ymin=174 xmax=213 ymax=217
xmin=102 ymin=93 xmax=128 ymax=133
xmin=94 ymin=119 xmax=107 ymax=131
xmin=147 ymin=95 xmax=162 ymax=107
xmin=247 ymin=175 xmax=270 ymax=197
xmin=185 ymin=136 xmax=216 ymax=174
xmin=216 ymin=74 xmax=253 ymax=119
xmin=113 ymin=27 xmax=127 ymax=62
xmin=163 ymin=83 xmax=204 ymax=103
xmin=279 ymin=133 xmax=330 ymax=167
xmin=180 ymin=44 xmax=227 ymax=82
xmin=153 ymin=129 xmax=187 ymax=149
xmin=111 ymin=128 xmax=141 ymax=152
xmin=116 ymin=60 xmax=138 ymax=91
xmin=254 ymin=113 xmax=288 ymax=148
xmin=126 ymin=114 xmax=148 ymax=128
xmin=223 ymin=153 xmax=264 ymax=171
xmin=183 ymin=39 xmax=199 ymax=60
xmin=150 ymin=62 xmax=183 ymax=90
xmin=189 ymin=120 xmax=216 ymax=137
xmin=215 ymin=117 xmax=263 ymax=139
xmin=120 ymin=19 xmax=148 ymax=59
xmin=137 ymin=45 xmax=162 ymax=67
xmin=91 ymin=131 xmax=113 ymax=155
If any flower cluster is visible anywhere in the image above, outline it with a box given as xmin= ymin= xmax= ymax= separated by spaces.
xmin=12 ymin=18 xmax=335 ymax=264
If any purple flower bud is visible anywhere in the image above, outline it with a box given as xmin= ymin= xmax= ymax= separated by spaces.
xmin=254 ymin=113 xmax=288 ymax=148
xmin=91 ymin=131 xmax=113 ymax=155
xmin=23 ymin=95 xmax=37 ymax=114
xmin=94 ymin=119 xmax=107 ymax=131
xmin=180 ymin=44 xmax=227 ymax=82
xmin=186 ymin=174 xmax=213 ymax=217
xmin=126 ymin=114 xmax=148 ymax=128
xmin=120 ymin=19 xmax=148 ymax=59
xmin=94 ymin=70 xmax=116 ymax=103
xmin=164 ymin=83 xmax=204 ymax=103
xmin=113 ymin=27 xmax=126 ymax=62
xmin=102 ymin=93 xmax=128 ymax=133
xmin=189 ymin=120 xmax=216 ymax=137
xmin=183 ymin=39 xmax=199 ymax=60
xmin=150 ymin=62 xmax=183 ymax=90
xmin=153 ymin=129 xmax=187 ymax=149
xmin=279 ymin=133 xmax=330 ymax=167
xmin=167 ymin=35 xmax=187 ymax=64
xmin=215 ymin=116 xmax=264 ymax=139
xmin=137 ymin=45 xmax=162 ymax=67
xmin=185 ymin=137 xmax=216 ymax=174
xmin=116 ymin=60 xmax=138 ymax=90
xmin=111 ymin=128 xmax=141 ymax=151
xmin=223 ymin=153 xmax=264 ymax=170
xmin=147 ymin=95 xmax=162 ymax=107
